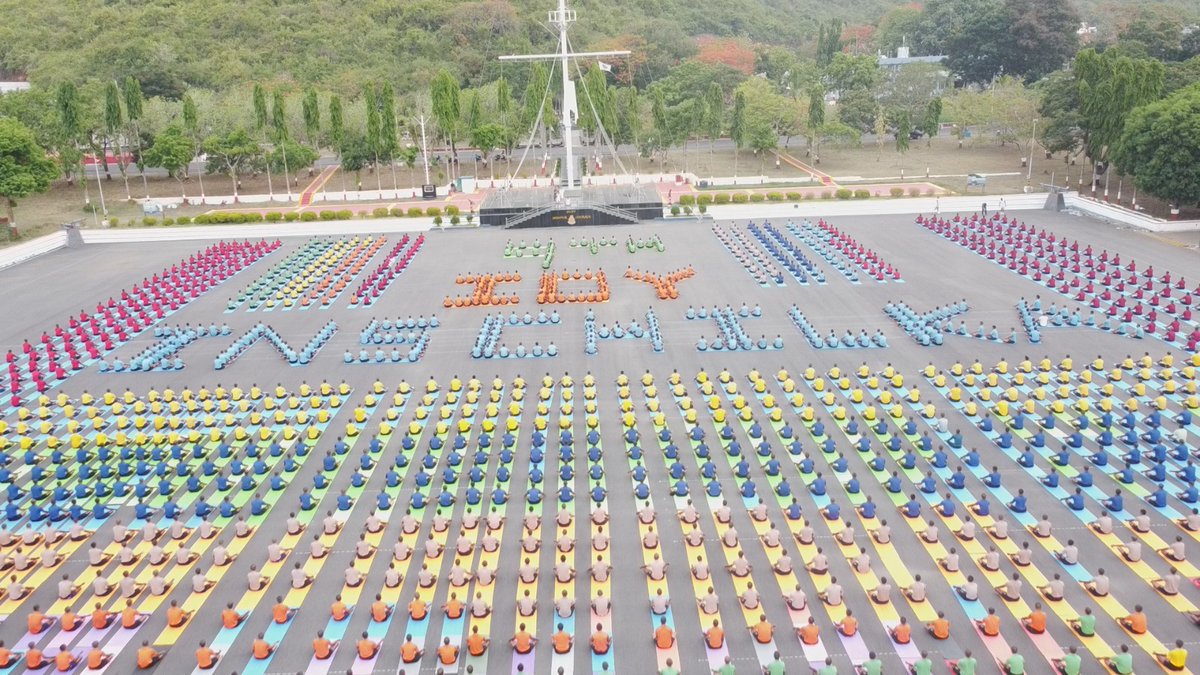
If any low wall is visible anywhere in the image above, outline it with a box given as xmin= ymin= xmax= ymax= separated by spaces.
xmin=79 ymin=218 xmax=436 ymax=244
xmin=1062 ymin=193 xmax=1200 ymax=233
xmin=0 ymin=231 xmax=67 ymax=271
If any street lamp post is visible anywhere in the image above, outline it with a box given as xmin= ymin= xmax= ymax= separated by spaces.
xmin=1025 ymin=118 xmax=1038 ymax=189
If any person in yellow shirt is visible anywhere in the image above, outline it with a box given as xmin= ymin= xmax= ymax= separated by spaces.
xmin=1157 ymin=639 xmax=1188 ymax=672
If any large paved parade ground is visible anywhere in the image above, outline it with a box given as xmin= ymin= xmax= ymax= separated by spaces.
xmin=0 ymin=209 xmax=1197 ymax=675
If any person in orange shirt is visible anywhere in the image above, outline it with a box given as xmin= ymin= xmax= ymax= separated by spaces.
xmin=552 ymin=623 xmax=573 ymax=654
xmin=928 ymin=611 xmax=951 ymax=640
xmin=331 ymin=594 xmax=349 ymax=621
xmin=407 ymin=596 xmax=427 ymax=621
xmin=443 ymin=593 xmax=464 ymax=619
xmin=466 ymin=625 xmax=489 ymax=657
xmin=24 ymin=642 xmax=44 ymax=670
xmin=27 ymin=605 xmax=52 ymax=634
xmin=590 ymin=624 xmax=610 ymax=655
xmin=890 ymin=616 xmax=912 ymax=644
xmin=705 ymin=619 xmax=725 ymax=649
xmin=136 ymin=640 xmax=164 ymax=669
xmin=86 ymin=641 xmax=111 ymax=670
xmin=90 ymin=604 xmax=112 ymax=630
xmin=1023 ymin=603 xmax=1047 ymax=634
xmin=838 ymin=609 xmax=858 ymax=637
xmin=166 ymin=599 xmax=190 ymax=628
xmin=122 ymin=600 xmax=148 ymax=629
xmin=975 ymin=607 xmax=1001 ymax=637
xmin=1121 ymin=605 xmax=1147 ymax=634
xmin=510 ymin=623 xmax=536 ymax=654
xmin=399 ymin=634 xmax=423 ymax=664
xmin=195 ymin=640 xmax=219 ymax=670
xmin=372 ymin=594 xmax=392 ymax=622
xmin=436 ymin=637 xmax=458 ymax=666
xmin=356 ymin=632 xmax=378 ymax=660
xmin=60 ymin=609 xmax=80 ymax=632
xmin=53 ymin=645 xmax=78 ymax=672
xmin=0 ymin=641 xmax=19 ymax=669
xmin=221 ymin=602 xmax=246 ymax=629
xmin=312 ymin=630 xmax=337 ymax=660
xmin=750 ymin=615 xmax=773 ymax=644
xmin=251 ymin=633 xmax=275 ymax=660
xmin=654 ymin=617 xmax=675 ymax=649
xmin=271 ymin=596 xmax=296 ymax=624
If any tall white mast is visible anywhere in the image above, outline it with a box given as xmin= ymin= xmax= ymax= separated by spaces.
xmin=498 ymin=0 xmax=628 ymax=193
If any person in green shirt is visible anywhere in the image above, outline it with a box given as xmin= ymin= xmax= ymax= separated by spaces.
xmin=1107 ymin=644 xmax=1134 ymax=674
xmin=1053 ymin=645 xmax=1082 ymax=675
xmin=856 ymin=650 xmax=883 ymax=675
xmin=910 ymin=650 xmax=934 ymax=675
xmin=763 ymin=650 xmax=786 ymax=675
xmin=1069 ymin=607 xmax=1096 ymax=637
xmin=1003 ymin=646 xmax=1025 ymax=675
xmin=715 ymin=654 xmax=737 ymax=675
xmin=814 ymin=656 xmax=837 ymax=675
xmin=952 ymin=648 xmax=977 ymax=675
xmin=659 ymin=657 xmax=681 ymax=675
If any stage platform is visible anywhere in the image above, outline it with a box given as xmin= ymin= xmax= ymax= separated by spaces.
xmin=479 ymin=184 xmax=664 ymax=228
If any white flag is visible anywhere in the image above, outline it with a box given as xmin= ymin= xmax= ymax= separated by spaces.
xmin=597 ymin=61 xmax=612 ymax=72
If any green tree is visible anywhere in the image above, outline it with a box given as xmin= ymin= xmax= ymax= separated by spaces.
xmin=252 ymin=83 xmax=274 ymax=197
xmin=730 ymin=90 xmax=747 ymax=175
xmin=874 ymin=7 xmax=924 ymax=54
xmin=203 ymin=129 xmax=261 ymax=200
xmin=431 ymin=70 xmax=461 ymax=178
xmin=748 ymin=120 xmax=777 ymax=173
xmin=1074 ymin=48 xmax=1165 ymax=166
xmin=1035 ymin=70 xmax=1082 ymax=157
xmin=921 ymin=97 xmax=943 ymax=146
xmin=338 ymin=134 xmax=373 ymax=189
xmin=302 ymin=87 xmax=321 ymax=149
xmin=807 ymin=86 xmax=826 ymax=162
xmin=55 ymin=82 xmax=85 ymax=197
xmin=328 ymin=95 xmax=344 ymax=149
xmin=379 ymin=82 xmax=399 ymax=188
xmin=838 ymin=88 xmax=880 ymax=134
xmin=824 ymin=53 xmax=882 ymax=95
xmin=704 ymin=82 xmax=724 ymax=157
xmin=268 ymin=139 xmax=319 ymax=175
xmin=0 ymin=117 xmax=59 ymax=237
xmin=895 ymin=110 xmax=912 ymax=155
xmin=1112 ymin=85 xmax=1200 ymax=212
xmin=143 ymin=125 xmax=196 ymax=195
xmin=363 ymin=82 xmax=380 ymax=189
xmin=816 ymin=19 xmax=846 ymax=67
xmin=271 ymin=89 xmax=292 ymax=195
xmin=469 ymin=123 xmax=505 ymax=179
xmin=123 ymin=76 xmax=148 ymax=198
xmin=182 ymin=93 xmax=205 ymax=196
xmin=103 ymin=80 xmax=124 ymax=187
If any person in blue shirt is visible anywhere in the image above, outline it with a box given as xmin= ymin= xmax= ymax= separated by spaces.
xmin=765 ymin=457 xmax=781 ymax=476
xmin=735 ymin=459 xmax=751 ymax=479
xmin=845 ymin=473 xmax=861 ymax=494
xmin=740 ymin=480 xmax=757 ymax=499
xmin=996 ymin=431 xmax=1013 ymax=449
xmin=931 ymin=448 xmax=948 ymax=469
xmin=859 ymin=498 xmax=877 ymax=519
xmin=394 ymin=453 xmax=409 ymax=468
xmin=788 ymin=440 xmax=804 ymax=456
xmin=824 ymin=501 xmax=841 ymax=521
xmin=948 ymin=430 xmax=964 ymax=449
xmin=410 ymin=491 xmax=427 ymax=509
xmin=557 ymin=485 xmax=576 ymax=504
xmin=414 ymin=468 xmax=431 ymax=488
xmin=437 ymin=488 xmax=455 ymax=508
xmin=491 ymin=487 xmax=508 ymax=505
xmin=971 ymin=493 xmax=990 ymax=517
xmin=822 ymin=438 xmax=837 ymax=454
xmin=832 ymin=454 xmax=848 ymax=473
xmin=868 ymin=455 xmax=886 ymax=472
xmin=422 ymin=453 xmax=437 ymax=469
xmin=1148 ymin=485 xmax=1168 ymax=508
xmin=496 ymin=465 xmax=511 ymax=482
xmin=195 ymin=498 xmax=214 ymax=518
xmin=706 ymin=480 xmax=722 ymax=497
xmin=857 ymin=436 xmax=873 ymax=453
xmin=700 ymin=460 xmax=717 ymax=480
xmin=963 ymin=447 xmax=981 ymax=468
xmin=811 ymin=474 xmax=827 ymax=496
xmin=631 ymin=481 xmax=650 ymax=500
xmin=1147 ymin=462 xmax=1167 ymax=483
xmin=587 ymin=446 xmax=602 ymax=463
xmin=978 ymin=416 xmax=994 ymax=432
xmin=919 ymin=472 xmax=937 ymax=494
xmin=1179 ymin=483 xmax=1199 ymax=504
xmin=333 ymin=438 xmax=349 ymax=455
xmin=725 ymin=440 xmax=741 ymax=457
xmin=1018 ymin=448 xmax=1035 ymax=468
xmin=219 ymin=499 xmax=238 ymax=519
xmin=376 ymin=491 xmax=392 ymax=510
xmin=530 ymin=446 xmax=545 ymax=464
xmin=902 ymin=495 xmax=921 ymax=519
xmin=1121 ymin=444 xmax=1141 ymax=466
xmin=983 ymin=466 xmax=1001 ymax=488
xmin=590 ymin=484 xmax=607 ymax=503
xmin=1179 ymin=465 xmax=1198 ymax=487
xmin=776 ymin=478 xmax=792 ymax=497
xmin=251 ymin=494 xmax=268 ymax=517
xmin=669 ymin=461 xmax=686 ymax=481
xmin=886 ymin=472 xmax=903 ymax=494
xmin=1113 ymin=466 xmax=1134 ymax=484
xmin=526 ymin=486 xmax=544 ymax=504
xmin=944 ymin=466 xmax=964 ymax=490
xmin=1009 ymin=489 xmax=1028 ymax=513
xmin=1063 ymin=489 xmax=1085 ymax=511
xmin=1102 ymin=489 xmax=1124 ymax=512
xmin=900 ymin=451 xmax=917 ymax=471
xmin=799 ymin=456 xmax=814 ymax=474
xmin=335 ymin=490 xmax=353 ymax=511
xmin=939 ymin=494 xmax=956 ymax=518
xmin=1042 ymin=468 xmax=1059 ymax=489
xmin=626 ymin=445 xmax=643 ymax=461
xmin=270 ymin=473 xmax=285 ymax=491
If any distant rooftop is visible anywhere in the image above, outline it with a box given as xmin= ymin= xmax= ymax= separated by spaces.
xmin=0 ymin=81 xmax=31 ymax=94
xmin=878 ymin=44 xmax=946 ymax=68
